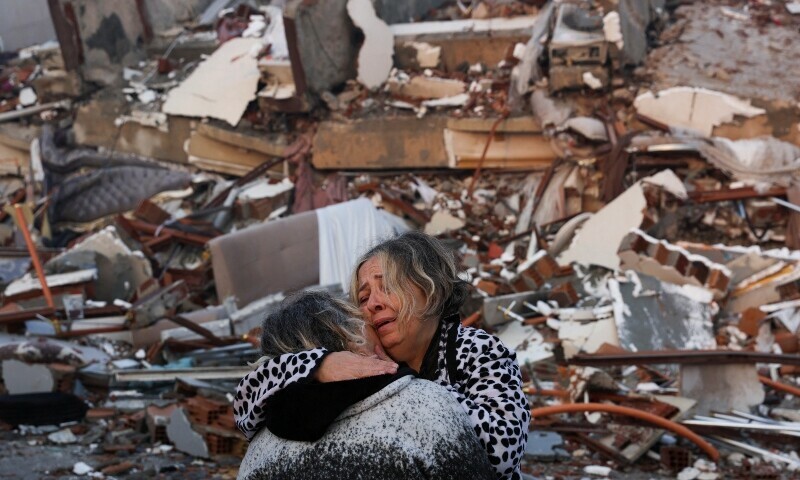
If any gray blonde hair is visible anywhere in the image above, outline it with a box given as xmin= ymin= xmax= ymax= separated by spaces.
xmin=350 ymin=231 xmax=468 ymax=325
xmin=260 ymin=291 xmax=366 ymax=358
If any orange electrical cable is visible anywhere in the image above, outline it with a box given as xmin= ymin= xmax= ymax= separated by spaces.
xmin=530 ymin=403 xmax=719 ymax=461
xmin=14 ymin=204 xmax=54 ymax=309
xmin=759 ymin=375 xmax=800 ymax=397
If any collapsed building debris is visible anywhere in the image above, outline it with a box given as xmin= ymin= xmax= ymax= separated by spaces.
xmin=0 ymin=0 xmax=799 ymax=477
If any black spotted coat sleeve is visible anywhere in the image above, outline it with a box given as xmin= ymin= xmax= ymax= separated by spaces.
xmin=234 ymin=348 xmax=328 ymax=440
xmin=440 ymin=325 xmax=530 ymax=480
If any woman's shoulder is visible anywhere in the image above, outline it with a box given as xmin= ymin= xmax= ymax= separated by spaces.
xmin=345 ymin=377 xmax=476 ymax=438
xmin=346 ymin=376 xmax=459 ymax=418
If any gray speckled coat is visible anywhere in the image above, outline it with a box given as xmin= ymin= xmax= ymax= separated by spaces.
xmin=237 ymin=376 xmax=494 ymax=480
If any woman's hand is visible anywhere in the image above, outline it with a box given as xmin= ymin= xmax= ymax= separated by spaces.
xmin=314 ymin=351 xmax=398 ymax=382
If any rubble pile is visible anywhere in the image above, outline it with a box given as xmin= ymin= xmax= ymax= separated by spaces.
xmin=0 ymin=0 xmax=799 ymax=477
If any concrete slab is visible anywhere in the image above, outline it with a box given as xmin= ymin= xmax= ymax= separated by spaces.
xmin=1 ymin=360 xmax=54 ymax=394
xmin=166 ymin=408 xmax=209 ymax=459
xmin=680 ymin=363 xmax=765 ymax=416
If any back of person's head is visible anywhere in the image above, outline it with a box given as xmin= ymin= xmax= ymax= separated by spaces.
xmin=350 ymin=231 xmax=468 ymax=323
xmin=260 ymin=290 xmax=366 ymax=358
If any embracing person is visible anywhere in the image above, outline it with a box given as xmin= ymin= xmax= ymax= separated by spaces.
xmin=235 ymin=231 xmax=530 ymax=479
xmin=237 ymin=290 xmax=494 ymax=480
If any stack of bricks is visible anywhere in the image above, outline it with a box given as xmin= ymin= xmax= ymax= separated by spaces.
xmin=511 ymin=252 xmax=561 ymax=292
xmin=186 ymin=396 xmax=231 ymax=427
xmin=618 ymin=230 xmax=731 ymax=297
xmin=184 ymin=396 xmax=246 ymax=456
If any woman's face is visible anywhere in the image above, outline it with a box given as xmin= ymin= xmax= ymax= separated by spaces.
xmin=356 ymin=256 xmax=430 ymax=364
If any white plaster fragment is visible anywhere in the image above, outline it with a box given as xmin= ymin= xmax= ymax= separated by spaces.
xmin=582 ymin=72 xmax=603 ymax=90
xmin=347 ymin=0 xmax=394 ymax=90
xmin=48 ymin=428 xmax=78 ymax=444
xmin=634 ymin=87 xmax=766 ymax=136
xmin=73 ymin=462 xmax=94 ymax=475
xmin=602 ymin=12 xmax=623 ymax=49
xmin=19 ymin=87 xmax=38 ymax=107
xmin=406 ymin=41 xmax=441 ymax=68
xmin=584 ymin=465 xmax=612 ymax=476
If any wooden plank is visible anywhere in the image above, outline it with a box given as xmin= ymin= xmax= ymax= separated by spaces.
xmin=312 ymin=116 xmax=449 ymax=170
xmin=188 ymin=157 xmax=255 ymax=177
xmin=186 ymin=131 xmax=270 ymax=170
xmin=447 ymin=116 xmax=543 ymax=133
xmin=444 ymin=128 xmax=557 ymax=169
xmin=196 ymin=122 xmax=289 ymax=157
xmin=0 ymin=143 xmax=30 ymax=175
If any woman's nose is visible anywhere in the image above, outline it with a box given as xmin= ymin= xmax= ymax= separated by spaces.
xmin=366 ymin=291 xmax=385 ymax=313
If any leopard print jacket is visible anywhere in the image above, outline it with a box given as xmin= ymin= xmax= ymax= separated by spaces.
xmin=234 ymin=322 xmax=530 ymax=480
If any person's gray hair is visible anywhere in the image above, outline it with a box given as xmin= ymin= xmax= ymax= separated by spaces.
xmin=350 ymin=231 xmax=468 ymax=325
xmin=260 ymin=291 xmax=366 ymax=358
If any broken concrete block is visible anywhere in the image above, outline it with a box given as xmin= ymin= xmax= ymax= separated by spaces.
xmin=610 ymin=272 xmax=716 ymax=352
xmin=524 ymin=431 xmax=566 ymax=461
xmin=1 ymin=360 xmax=54 ymax=394
xmin=559 ymin=169 xmax=687 ymax=270
xmin=424 ymin=210 xmax=465 ymax=236
xmin=45 ymin=226 xmax=152 ymax=303
xmin=680 ymin=364 xmax=765 ymax=416
xmin=48 ymin=428 xmax=78 ymax=444
xmin=73 ymin=95 xmax=192 ymax=165
xmin=312 ymin=117 xmax=450 ymax=169
xmin=347 ymin=0 xmax=394 ymax=90
xmin=167 ymin=408 xmax=209 ymax=459
xmin=558 ymin=318 xmax=619 ymax=359
xmin=618 ymin=229 xmax=731 ymax=299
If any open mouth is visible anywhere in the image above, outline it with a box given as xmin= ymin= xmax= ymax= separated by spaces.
xmin=373 ymin=318 xmax=394 ymax=333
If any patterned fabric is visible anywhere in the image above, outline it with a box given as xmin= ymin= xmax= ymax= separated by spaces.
xmin=237 ymin=376 xmax=495 ymax=480
xmin=234 ymin=324 xmax=529 ymax=480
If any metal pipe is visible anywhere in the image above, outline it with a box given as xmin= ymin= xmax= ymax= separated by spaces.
xmin=531 ymin=403 xmax=720 ymax=461
xmin=0 ymin=100 xmax=71 ymax=123
xmin=770 ymin=196 xmax=800 ymax=214
xmin=114 ymin=365 xmax=253 ymax=383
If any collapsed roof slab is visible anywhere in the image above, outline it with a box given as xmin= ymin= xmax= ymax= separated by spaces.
xmin=392 ymin=16 xmax=538 ymax=72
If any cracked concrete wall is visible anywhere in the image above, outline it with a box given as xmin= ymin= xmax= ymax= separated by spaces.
xmin=54 ymin=0 xmax=212 ymax=85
